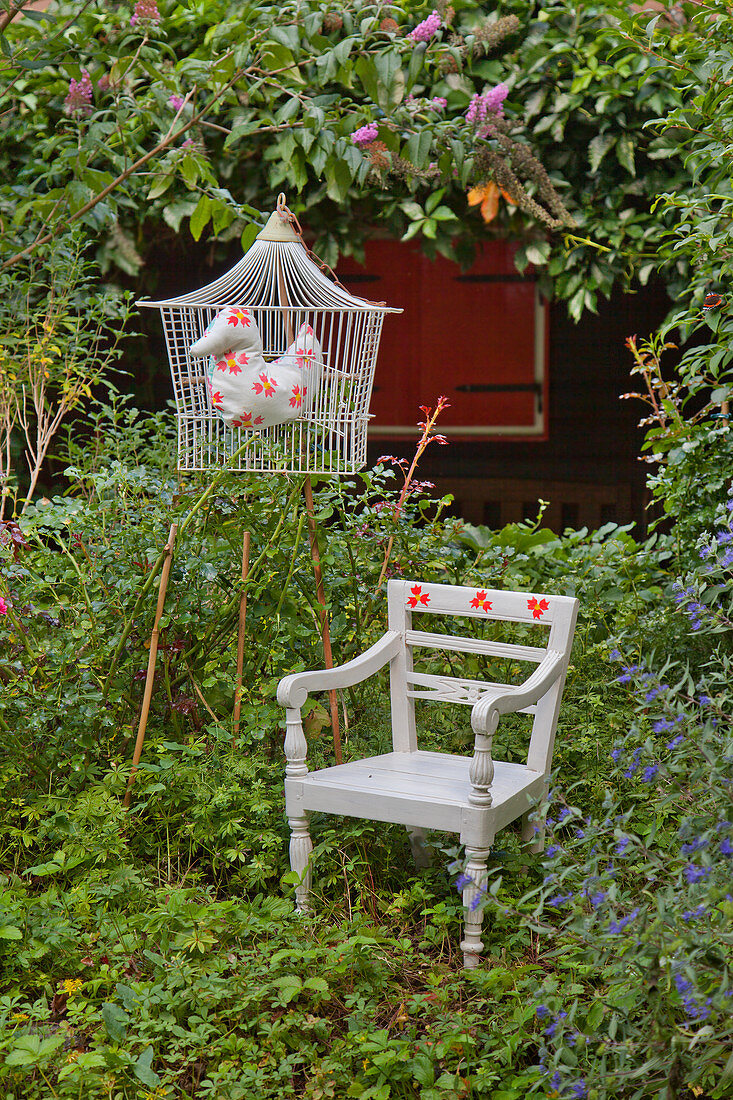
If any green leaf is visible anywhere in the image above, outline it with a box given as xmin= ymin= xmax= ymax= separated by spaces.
xmin=240 ymin=221 xmax=260 ymax=254
xmin=588 ymin=133 xmax=615 ymax=174
xmin=403 ymin=130 xmax=432 ymax=169
xmin=615 ymin=135 xmax=636 ymax=176
xmin=147 ymin=174 xmax=174 ymax=201
xmin=525 ymin=242 xmax=551 ymax=266
xmin=411 ymin=1053 xmax=435 ymax=1087
xmin=5 ymin=1035 xmax=63 ymax=1066
xmin=162 ymin=200 xmax=197 ymax=233
xmin=134 ymin=1047 xmax=161 ymax=1088
xmin=180 ymin=154 xmax=199 ymax=190
xmin=189 ymin=195 xmax=212 ymax=241
xmin=355 ymin=56 xmax=380 ymax=104
xmin=102 ymin=1002 xmax=129 ymax=1043
xmin=0 ymin=924 xmax=22 ymax=940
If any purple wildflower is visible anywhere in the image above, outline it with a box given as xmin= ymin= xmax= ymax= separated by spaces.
xmin=608 ymin=907 xmax=639 ymax=934
xmin=430 ymin=96 xmax=447 ymax=110
xmin=642 ymin=764 xmax=659 ymax=783
xmin=681 ymin=836 xmax=707 ymax=855
xmin=407 ymin=9 xmax=442 ymax=42
xmin=682 ymin=904 xmax=708 ymax=921
xmin=63 ymin=70 xmax=93 ymax=116
xmin=615 ymin=835 xmax=632 ymax=856
xmin=546 ymin=845 xmax=562 ymax=857
xmin=684 ymin=864 xmax=710 ymax=884
xmin=623 ymin=748 xmax=642 ymax=778
xmin=667 ymin=733 xmax=685 ymax=750
xmin=168 ymin=93 xmax=185 ymax=111
xmin=721 ymin=837 xmax=733 ymax=856
xmin=570 ymin=1080 xmax=588 ymax=1099
xmin=535 ymin=1004 xmax=550 ymax=1019
xmin=352 ymin=122 xmax=379 ymax=146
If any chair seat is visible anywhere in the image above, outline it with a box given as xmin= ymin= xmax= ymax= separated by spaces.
xmin=285 ymin=750 xmax=546 ymax=842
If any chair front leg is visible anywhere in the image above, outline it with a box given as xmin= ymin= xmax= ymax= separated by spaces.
xmin=288 ymin=812 xmax=313 ymax=914
xmin=459 ymin=845 xmax=490 ymax=968
xmin=522 ymin=810 xmax=545 ymax=855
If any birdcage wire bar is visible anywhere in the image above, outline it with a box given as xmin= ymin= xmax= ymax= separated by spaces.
xmin=141 ymin=227 xmax=399 ymax=475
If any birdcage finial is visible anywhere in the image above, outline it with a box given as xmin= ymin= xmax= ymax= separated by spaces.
xmin=256 ymin=193 xmax=300 ymax=243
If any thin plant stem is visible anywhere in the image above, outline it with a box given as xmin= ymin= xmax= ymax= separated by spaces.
xmin=376 ymin=396 xmax=449 ymax=591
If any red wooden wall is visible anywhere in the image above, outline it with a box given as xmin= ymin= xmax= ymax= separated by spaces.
xmin=336 ymin=239 xmax=548 ymax=440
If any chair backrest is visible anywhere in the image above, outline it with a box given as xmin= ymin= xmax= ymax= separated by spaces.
xmin=386 ymin=579 xmax=578 ymax=773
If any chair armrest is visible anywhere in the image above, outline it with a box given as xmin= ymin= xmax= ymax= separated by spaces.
xmin=277 ymin=631 xmax=403 ymax=709
xmin=470 ymin=649 xmax=565 ymax=736
xmin=467 ymin=650 xmax=566 ymax=807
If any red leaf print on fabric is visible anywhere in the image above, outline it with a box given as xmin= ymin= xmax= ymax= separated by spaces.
xmin=527 ymin=597 xmax=549 ymax=619
xmin=289 ymin=384 xmax=307 ymax=408
xmin=227 ymin=308 xmax=251 ymax=327
xmin=470 ymin=590 xmax=493 ymax=612
xmin=407 ymin=584 xmax=430 ymax=608
xmin=231 ymin=411 xmax=264 ymax=428
xmin=252 ymin=373 xmax=277 ymax=397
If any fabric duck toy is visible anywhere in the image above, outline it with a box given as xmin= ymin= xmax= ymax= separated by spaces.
xmin=189 ymin=306 xmax=321 ymax=430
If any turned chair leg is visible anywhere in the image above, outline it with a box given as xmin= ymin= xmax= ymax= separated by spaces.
xmin=522 ymin=809 xmax=545 ymax=855
xmin=459 ymin=845 xmax=491 ymax=969
xmin=407 ymin=826 xmax=433 ymax=869
xmin=288 ymin=812 xmax=313 ymax=913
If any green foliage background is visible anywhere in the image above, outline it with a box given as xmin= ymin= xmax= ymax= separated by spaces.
xmin=2 ymin=0 xmax=733 ymax=1097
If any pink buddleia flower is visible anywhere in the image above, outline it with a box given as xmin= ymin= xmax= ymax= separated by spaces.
xmin=130 ymin=0 xmax=161 ymax=26
xmin=0 ymin=596 xmax=7 ymax=616
xmin=352 ymin=122 xmax=379 ymax=146
xmin=430 ymin=96 xmax=447 ymax=111
xmin=168 ymin=93 xmax=185 ymax=111
xmin=407 ymin=9 xmax=441 ymax=43
xmin=466 ymin=82 xmax=509 ymax=125
xmin=63 ymin=70 xmax=93 ymax=117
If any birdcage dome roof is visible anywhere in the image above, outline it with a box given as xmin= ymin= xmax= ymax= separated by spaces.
xmin=140 ymin=204 xmax=399 ymax=314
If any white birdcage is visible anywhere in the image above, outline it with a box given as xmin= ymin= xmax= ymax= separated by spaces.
xmin=139 ymin=197 xmax=401 ymax=475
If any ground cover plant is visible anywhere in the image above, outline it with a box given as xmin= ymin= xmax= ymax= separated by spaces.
xmin=2 ymin=0 xmax=733 ymax=1097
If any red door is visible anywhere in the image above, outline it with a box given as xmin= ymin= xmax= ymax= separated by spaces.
xmin=337 ymin=239 xmax=547 ymax=440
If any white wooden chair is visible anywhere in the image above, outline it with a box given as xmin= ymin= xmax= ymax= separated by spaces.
xmin=277 ymin=579 xmax=578 ymax=968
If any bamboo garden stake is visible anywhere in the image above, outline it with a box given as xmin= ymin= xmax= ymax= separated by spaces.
xmin=123 ymin=523 xmax=177 ymax=809
xmin=232 ymin=529 xmax=251 ymax=748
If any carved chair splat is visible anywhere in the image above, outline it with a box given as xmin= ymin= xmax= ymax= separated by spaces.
xmin=277 ymin=579 xmax=579 ymax=968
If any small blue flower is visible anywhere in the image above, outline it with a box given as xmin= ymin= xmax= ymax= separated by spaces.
xmin=674 ymin=973 xmax=693 ymax=995
xmin=455 ymin=873 xmax=472 ymax=890
xmin=535 ymin=1004 xmax=550 ymax=1019
xmin=611 ymin=746 xmax=623 ymax=763
xmin=720 ymin=838 xmax=733 ymax=856
xmin=653 ymin=717 xmax=675 ymax=733
xmin=616 ymin=835 xmax=632 ymax=856
xmin=684 ymin=864 xmax=710 ymax=884
xmin=682 ymin=904 xmax=707 ymax=922
xmin=608 ymin=907 xmax=640 ymax=934
xmin=546 ymin=845 xmax=562 ymax=857
xmin=667 ymin=733 xmax=685 ymax=750
xmin=642 ymin=764 xmax=659 ymax=783
xmin=681 ymin=836 xmax=707 ymax=855
xmin=570 ymin=1079 xmax=588 ymax=1099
